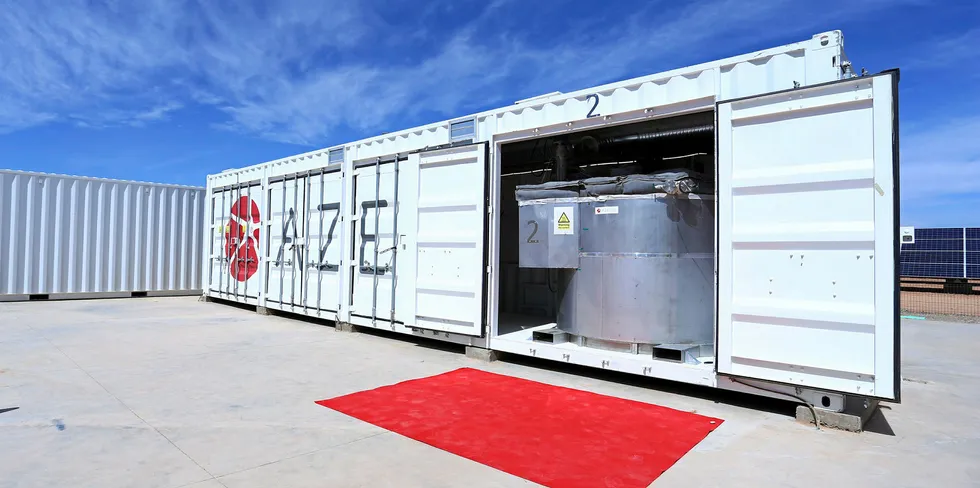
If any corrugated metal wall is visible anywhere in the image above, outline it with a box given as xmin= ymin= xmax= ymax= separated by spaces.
xmin=0 ymin=170 xmax=205 ymax=301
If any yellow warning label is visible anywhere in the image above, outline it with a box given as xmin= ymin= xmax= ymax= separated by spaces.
xmin=554 ymin=206 xmax=574 ymax=235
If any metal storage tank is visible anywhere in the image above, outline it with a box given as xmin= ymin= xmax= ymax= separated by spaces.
xmin=565 ymin=195 xmax=714 ymax=345
xmin=0 ymin=170 xmax=205 ymax=301
xmin=517 ymin=173 xmax=714 ymax=346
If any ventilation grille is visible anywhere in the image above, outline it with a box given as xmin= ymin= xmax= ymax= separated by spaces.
xmin=450 ymin=119 xmax=475 ymax=144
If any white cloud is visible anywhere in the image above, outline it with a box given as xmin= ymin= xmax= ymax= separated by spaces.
xmin=899 ymin=111 xmax=980 ymax=226
xmin=893 ymin=23 xmax=980 ymax=226
xmin=905 ymin=27 xmax=980 ymax=71
xmin=68 ymin=102 xmax=185 ymax=129
xmin=901 ymin=116 xmax=980 ymax=202
xmin=0 ymin=0 xmax=915 ymax=144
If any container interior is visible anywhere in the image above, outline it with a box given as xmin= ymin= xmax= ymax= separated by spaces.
xmin=495 ymin=111 xmax=717 ymax=353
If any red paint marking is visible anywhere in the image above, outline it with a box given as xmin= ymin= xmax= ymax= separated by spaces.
xmin=225 ymin=196 xmax=260 ymax=282
xmin=317 ymin=368 xmax=723 ymax=488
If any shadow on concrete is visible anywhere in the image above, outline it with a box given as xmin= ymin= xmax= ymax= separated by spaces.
xmin=346 ymin=325 xmax=469 ymax=355
xmin=205 ymin=300 xmax=852 ymax=422
xmin=202 ymin=295 xmax=258 ymax=313
xmin=0 ymin=407 xmax=20 ymax=415
xmin=499 ymin=353 xmax=799 ymax=418
xmin=863 ymin=407 xmax=897 ymax=436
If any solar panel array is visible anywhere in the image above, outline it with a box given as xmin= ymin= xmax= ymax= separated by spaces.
xmin=900 ymin=228 xmax=980 ymax=278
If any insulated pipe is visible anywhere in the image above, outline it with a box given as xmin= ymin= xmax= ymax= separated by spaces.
xmin=554 ymin=142 xmax=572 ymax=181
xmin=596 ymin=124 xmax=714 ymax=147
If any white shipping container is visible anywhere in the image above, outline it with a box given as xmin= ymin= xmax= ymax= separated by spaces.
xmin=1 ymin=170 xmax=205 ymax=301
xmin=205 ymin=30 xmax=901 ymax=409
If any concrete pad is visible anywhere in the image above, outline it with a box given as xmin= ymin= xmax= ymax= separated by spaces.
xmin=157 ymin=418 xmax=381 ymax=477
xmin=0 ymin=322 xmax=38 ymax=344
xmin=179 ymin=480 xmax=226 ymax=488
xmin=464 ymin=345 xmax=500 ymax=362
xmin=0 ymin=424 xmax=212 ymax=488
xmin=0 ymin=337 xmax=79 ymax=375
xmin=795 ymin=399 xmax=878 ymax=432
xmin=335 ymin=322 xmax=359 ymax=333
xmin=0 ymin=367 xmax=144 ymax=429
xmin=1 ymin=297 xmax=979 ymax=487
xmin=217 ymin=431 xmax=537 ymax=488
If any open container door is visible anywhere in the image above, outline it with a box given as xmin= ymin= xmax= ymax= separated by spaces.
xmin=410 ymin=143 xmax=489 ymax=336
xmin=716 ymin=71 xmax=900 ymax=401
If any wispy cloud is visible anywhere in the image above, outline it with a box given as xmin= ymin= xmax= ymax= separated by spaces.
xmin=69 ymin=102 xmax=185 ymax=129
xmin=905 ymin=27 xmax=980 ymax=71
xmin=0 ymin=0 xmax=912 ymax=144
xmin=902 ymin=115 xmax=980 ymax=203
xmin=891 ymin=21 xmax=980 ymax=225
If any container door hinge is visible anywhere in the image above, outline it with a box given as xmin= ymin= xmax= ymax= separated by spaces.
xmin=486 ymin=265 xmax=492 ymax=274
xmin=487 ymin=205 xmax=493 ymax=216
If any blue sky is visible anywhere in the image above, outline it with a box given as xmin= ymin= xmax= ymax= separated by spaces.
xmin=1 ymin=0 xmax=977 ymax=227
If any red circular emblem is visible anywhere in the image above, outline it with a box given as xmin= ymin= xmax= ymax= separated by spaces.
xmin=225 ymin=196 xmax=260 ymax=282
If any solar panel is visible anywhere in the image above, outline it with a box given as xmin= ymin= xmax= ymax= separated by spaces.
xmin=916 ymin=228 xmax=963 ymax=239
xmin=901 ymin=239 xmax=962 ymax=251
xmin=897 ymin=228 xmax=980 ymax=278
xmin=901 ymin=263 xmax=962 ymax=278
xmin=900 ymin=251 xmax=962 ymax=264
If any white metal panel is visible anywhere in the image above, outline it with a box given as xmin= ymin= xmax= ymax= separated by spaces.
xmin=210 ymin=164 xmax=264 ymax=190
xmin=352 ymin=126 xmax=451 ymax=163
xmin=208 ymin=183 xmax=263 ymax=301
xmin=265 ymin=176 xmax=308 ymax=308
xmin=716 ymin=73 xmax=899 ymax=399
xmin=208 ymin=31 xmax=843 ymax=184
xmin=871 ymin=74 xmax=899 ymax=401
xmin=0 ymin=170 xmax=204 ymax=300
xmin=350 ymin=163 xmax=400 ymax=322
xmin=303 ymin=168 xmax=345 ymax=314
xmin=263 ymin=150 xmax=336 ymax=181
xmin=411 ymin=144 xmax=487 ymax=336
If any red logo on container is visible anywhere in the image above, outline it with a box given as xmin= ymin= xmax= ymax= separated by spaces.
xmin=225 ymin=196 xmax=260 ymax=282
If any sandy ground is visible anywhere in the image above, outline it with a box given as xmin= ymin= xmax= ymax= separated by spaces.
xmin=901 ymin=290 xmax=980 ymax=318
xmin=1 ymin=297 xmax=977 ymax=487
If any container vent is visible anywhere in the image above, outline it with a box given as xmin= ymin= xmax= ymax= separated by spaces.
xmin=450 ymin=119 xmax=475 ymax=144
xmin=328 ymin=148 xmax=345 ymax=164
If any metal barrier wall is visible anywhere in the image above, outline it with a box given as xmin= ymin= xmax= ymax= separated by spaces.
xmin=0 ymin=170 xmax=205 ymax=301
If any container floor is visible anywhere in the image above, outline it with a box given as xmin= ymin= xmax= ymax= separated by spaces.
xmin=0 ymin=297 xmax=976 ymax=487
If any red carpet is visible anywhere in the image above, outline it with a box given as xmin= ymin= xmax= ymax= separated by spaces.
xmin=316 ymin=368 xmax=722 ymax=488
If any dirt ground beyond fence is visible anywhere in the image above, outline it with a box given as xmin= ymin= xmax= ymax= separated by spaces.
xmin=900 ymin=290 xmax=980 ymax=319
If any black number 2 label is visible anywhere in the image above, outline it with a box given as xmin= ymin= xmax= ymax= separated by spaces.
xmin=526 ymin=220 xmax=539 ymax=243
xmin=586 ymin=94 xmax=600 ymax=118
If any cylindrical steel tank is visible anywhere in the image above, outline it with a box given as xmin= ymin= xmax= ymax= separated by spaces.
xmin=558 ymin=194 xmax=714 ymax=345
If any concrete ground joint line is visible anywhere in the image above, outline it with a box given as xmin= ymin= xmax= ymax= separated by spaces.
xmin=171 ymin=475 xmax=228 ymax=488
xmin=37 ymin=334 xmax=221 ymax=482
xmin=213 ymin=430 xmax=391 ymax=480
xmin=77 ymin=338 xmax=341 ymax=375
